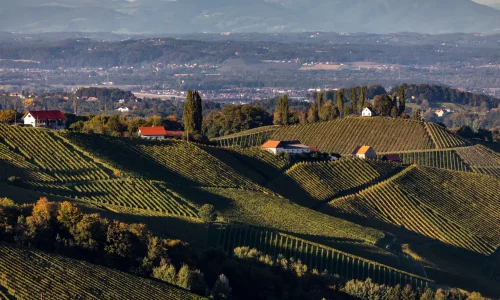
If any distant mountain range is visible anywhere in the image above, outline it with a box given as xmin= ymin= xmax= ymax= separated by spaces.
xmin=1 ymin=0 xmax=500 ymax=34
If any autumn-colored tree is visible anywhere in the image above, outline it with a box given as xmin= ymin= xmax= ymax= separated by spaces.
xmin=0 ymin=109 xmax=15 ymax=123
xmin=23 ymin=98 xmax=35 ymax=110
xmin=307 ymin=103 xmax=319 ymax=123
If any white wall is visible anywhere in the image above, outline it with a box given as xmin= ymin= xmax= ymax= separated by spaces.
xmin=24 ymin=114 xmax=36 ymax=127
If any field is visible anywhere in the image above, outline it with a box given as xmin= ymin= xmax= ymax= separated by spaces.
xmin=456 ymin=145 xmax=500 ymax=176
xmin=208 ymin=223 xmax=431 ymax=290
xmin=424 ymin=123 xmax=469 ymax=149
xmin=0 ymin=243 xmax=204 ymax=300
xmin=381 ymin=149 xmax=470 ymax=172
xmin=213 ymin=126 xmax=278 ymax=148
xmin=327 ymin=166 xmax=500 ymax=255
xmin=268 ymin=158 xmax=401 ymax=205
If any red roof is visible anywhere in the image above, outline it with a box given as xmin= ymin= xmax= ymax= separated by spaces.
xmin=23 ymin=110 xmax=66 ymax=121
xmin=261 ymin=140 xmax=282 ymax=148
xmin=165 ymin=130 xmax=183 ymax=138
xmin=139 ymin=126 xmax=168 ymax=136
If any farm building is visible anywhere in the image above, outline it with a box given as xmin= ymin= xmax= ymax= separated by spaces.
xmin=22 ymin=110 xmax=67 ymax=130
xmin=382 ymin=154 xmax=401 ymax=163
xmin=435 ymin=109 xmax=445 ymax=117
xmin=352 ymin=146 xmax=377 ymax=159
xmin=116 ymin=107 xmax=130 ymax=112
xmin=361 ymin=107 xmax=374 ymax=117
xmin=261 ymin=140 xmax=312 ymax=155
xmin=138 ymin=126 xmax=168 ymax=140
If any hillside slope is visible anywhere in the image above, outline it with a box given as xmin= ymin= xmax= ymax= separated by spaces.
xmin=0 ymin=243 xmax=204 ymax=299
xmin=325 ymin=166 xmax=500 ymax=255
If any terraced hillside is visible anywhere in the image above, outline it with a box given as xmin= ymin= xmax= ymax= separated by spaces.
xmin=212 ymin=118 xmax=471 ymax=155
xmin=380 ymin=149 xmax=470 ymax=172
xmin=268 ymin=158 xmax=401 ymax=205
xmin=61 ymin=132 xmax=261 ymax=189
xmin=0 ymin=243 xmax=204 ymax=300
xmin=327 ymin=166 xmax=500 ymax=255
xmin=208 ymin=224 xmax=431 ymax=289
xmin=456 ymin=145 xmax=500 ymax=176
xmin=0 ymin=142 xmax=54 ymax=181
xmin=213 ymin=126 xmax=278 ymax=147
xmin=0 ymin=124 xmax=110 ymax=182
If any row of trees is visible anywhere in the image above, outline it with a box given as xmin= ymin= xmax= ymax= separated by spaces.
xmin=273 ymin=85 xmax=408 ymax=125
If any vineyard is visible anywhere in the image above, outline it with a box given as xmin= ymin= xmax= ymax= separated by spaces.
xmin=0 ymin=244 xmax=205 ymax=300
xmin=213 ymin=126 xmax=278 ymax=147
xmin=0 ymin=124 xmax=110 ymax=182
xmin=327 ymin=166 xmax=500 ymax=255
xmin=381 ymin=150 xmax=470 ymax=172
xmin=61 ymin=132 xmax=261 ymax=189
xmin=268 ymin=158 xmax=401 ymax=204
xmin=19 ymin=179 xmax=198 ymax=217
xmin=0 ymin=142 xmax=54 ymax=181
xmin=425 ymin=123 xmax=469 ymax=149
xmin=456 ymin=145 xmax=500 ymax=176
xmin=207 ymin=223 xmax=432 ymax=290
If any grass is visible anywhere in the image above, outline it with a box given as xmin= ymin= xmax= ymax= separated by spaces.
xmin=0 ymin=243 xmax=205 ymax=300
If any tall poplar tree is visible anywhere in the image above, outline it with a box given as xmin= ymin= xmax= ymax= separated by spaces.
xmin=337 ymin=89 xmax=344 ymax=117
xmin=398 ymin=85 xmax=406 ymax=115
xmin=183 ymin=90 xmax=195 ymax=134
xmin=193 ymin=91 xmax=203 ymax=131
xmin=351 ymin=87 xmax=357 ymax=114
xmin=73 ymin=94 xmax=78 ymax=115
xmin=282 ymin=94 xmax=289 ymax=125
xmin=317 ymin=92 xmax=324 ymax=120
xmin=359 ymin=86 xmax=366 ymax=112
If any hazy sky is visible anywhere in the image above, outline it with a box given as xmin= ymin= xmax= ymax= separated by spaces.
xmin=474 ymin=0 xmax=500 ymax=4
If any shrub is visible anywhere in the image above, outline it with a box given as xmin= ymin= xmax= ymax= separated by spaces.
xmin=198 ymin=204 xmax=217 ymax=222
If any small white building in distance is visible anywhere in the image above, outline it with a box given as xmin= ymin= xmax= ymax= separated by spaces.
xmin=116 ymin=107 xmax=130 ymax=112
xmin=261 ymin=140 xmax=312 ymax=155
xmin=22 ymin=110 xmax=67 ymax=130
xmin=352 ymin=146 xmax=377 ymax=159
xmin=361 ymin=107 xmax=374 ymax=117
xmin=138 ymin=126 xmax=168 ymax=140
xmin=435 ymin=109 xmax=444 ymax=117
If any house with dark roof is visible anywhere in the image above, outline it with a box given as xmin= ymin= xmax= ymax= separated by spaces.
xmin=382 ymin=154 xmax=401 ymax=163
xmin=261 ymin=140 xmax=312 ymax=155
xmin=22 ymin=110 xmax=67 ymax=130
xmin=352 ymin=146 xmax=377 ymax=159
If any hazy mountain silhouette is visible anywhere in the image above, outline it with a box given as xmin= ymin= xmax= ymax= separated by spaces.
xmin=1 ymin=0 xmax=499 ymax=34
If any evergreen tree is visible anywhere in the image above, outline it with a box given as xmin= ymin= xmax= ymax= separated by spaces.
xmin=193 ymin=91 xmax=203 ymax=132
xmin=282 ymin=94 xmax=289 ymax=125
xmin=73 ymin=94 xmax=78 ymax=115
xmin=317 ymin=92 xmax=323 ymax=120
xmin=337 ymin=89 xmax=344 ymax=117
xmin=359 ymin=86 xmax=366 ymax=112
xmin=398 ymin=85 xmax=406 ymax=115
xmin=351 ymin=87 xmax=357 ymax=114
xmin=183 ymin=90 xmax=195 ymax=134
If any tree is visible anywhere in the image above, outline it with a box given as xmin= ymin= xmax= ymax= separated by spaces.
xmin=351 ymin=87 xmax=357 ymax=114
xmin=307 ymin=103 xmax=319 ymax=123
xmin=398 ymin=85 xmax=406 ymax=115
xmin=183 ymin=90 xmax=196 ymax=134
xmin=193 ymin=91 xmax=203 ymax=132
xmin=317 ymin=92 xmax=323 ymax=120
xmin=0 ymin=109 xmax=15 ymax=123
xmin=198 ymin=204 xmax=217 ymax=222
xmin=282 ymin=95 xmax=289 ymax=125
xmin=213 ymin=274 xmax=232 ymax=299
xmin=337 ymin=89 xmax=344 ymax=117
xmin=391 ymin=106 xmax=399 ymax=118
xmin=73 ymin=94 xmax=78 ymax=115
xmin=359 ymin=86 xmax=366 ymax=112
xmin=153 ymin=258 xmax=177 ymax=285
xmin=401 ymin=284 xmax=416 ymax=300
xmin=412 ymin=109 xmax=422 ymax=121
xmin=373 ymin=94 xmax=394 ymax=116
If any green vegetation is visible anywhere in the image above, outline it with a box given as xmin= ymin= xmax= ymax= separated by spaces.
xmin=383 ymin=150 xmax=470 ymax=172
xmin=0 ymin=244 xmax=204 ymax=300
xmin=213 ymin=126 xmax=278 ymax=147
xmin=425 ymin=123 xmax=469 ymax=149
xmin=209 ymin=224 xmax=430 ymax=289
xmin=327 ymin=166 xmax=500 ymax=255
xmin=268 ymin=158 xmax=401 ymax=205
xmin=456 ymin=145 xmax=500 ymax=176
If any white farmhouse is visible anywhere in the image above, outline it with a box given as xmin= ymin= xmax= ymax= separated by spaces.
xmin=435 ymin=109 xmax=445 ymax=117
xmin=261 ymin=140 xmax=312 ymax=155
xmin=138 ymin=126 xmax=168 ymax=140
xmin=22 ymin=110 xmax=67 ymax=130
xmin=116 ymin=107 xmax=130 ymax=112
xmin=361 ymin=107 xmax=374 ymax=117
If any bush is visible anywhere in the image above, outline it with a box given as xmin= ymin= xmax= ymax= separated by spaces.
xmin=198 ymin=204 xmax=217 ymax=222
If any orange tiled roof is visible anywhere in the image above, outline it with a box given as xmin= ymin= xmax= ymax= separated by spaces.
xmin=261 ymin=140 xmax=282 ymax=148
xmin=139 ymin=126 xmax=168 ymax=136
xmin=353 ymin=145 xmax=372 ymax=155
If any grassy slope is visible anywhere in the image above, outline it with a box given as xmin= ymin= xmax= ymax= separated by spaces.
xmin=0 ymin=243 xmax=205 ymax=300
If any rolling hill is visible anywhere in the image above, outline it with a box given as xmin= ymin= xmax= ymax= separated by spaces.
xmin=1 ymin=119 xmax=500 ymax=297
xmin=0 ymin=243 xmax=204 ymax=300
